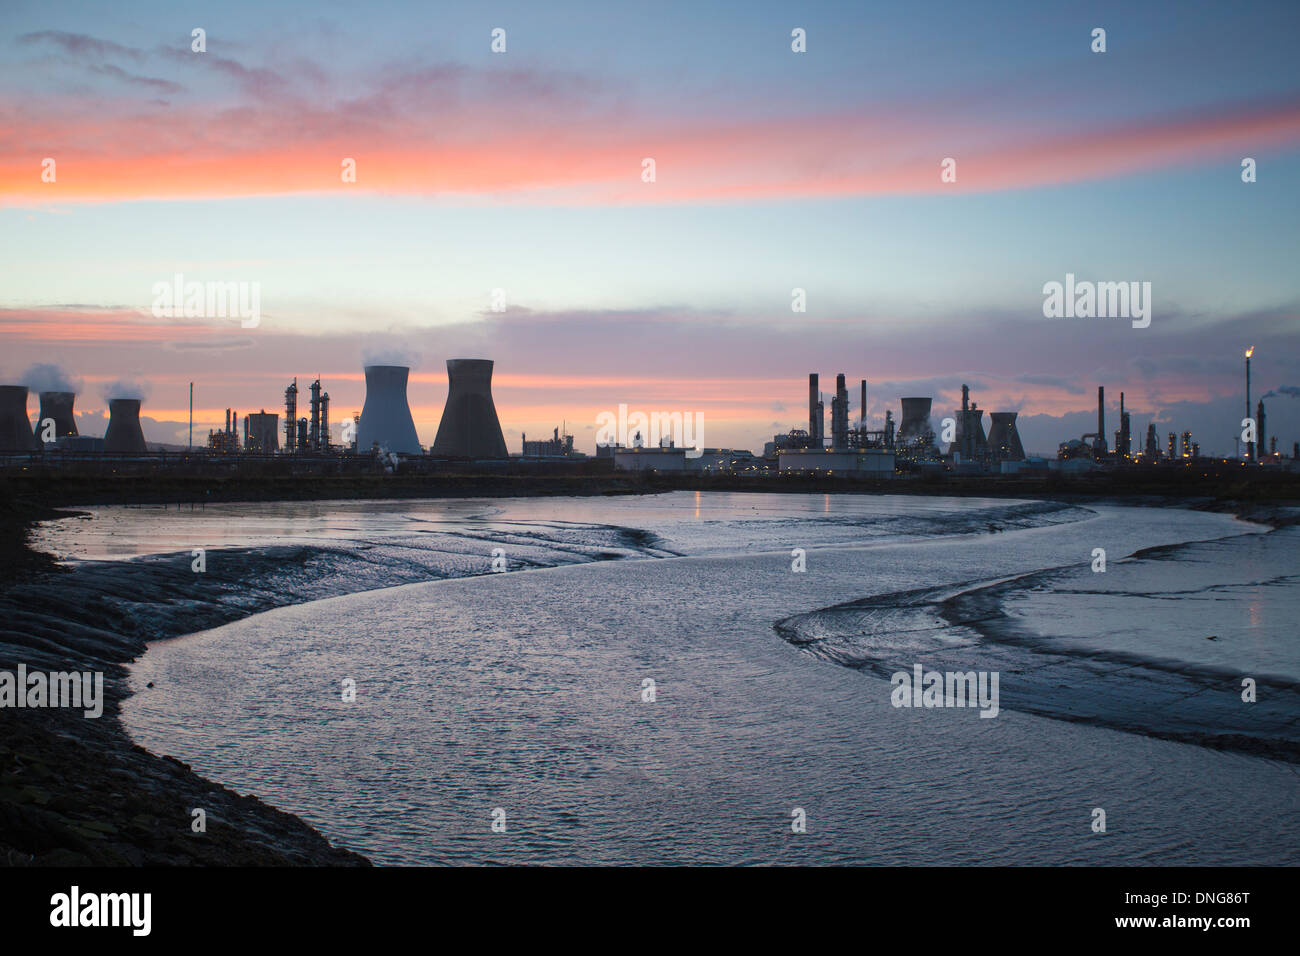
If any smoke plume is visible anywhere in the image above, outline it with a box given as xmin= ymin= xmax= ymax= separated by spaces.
xmin=363 ymin=346 xmax=421 ymax=369
xmin=102 ymin=377 xmax=152 ymax=402
xmin=21 ymin=363 xmax=83 ymax=394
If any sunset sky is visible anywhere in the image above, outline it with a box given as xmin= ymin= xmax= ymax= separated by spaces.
xmin=2 ymin=0 xmax=1299 ymax=455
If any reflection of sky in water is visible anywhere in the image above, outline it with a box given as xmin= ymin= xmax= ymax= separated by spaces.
xmin=114 ymin=497 xmax=1297 ymax=866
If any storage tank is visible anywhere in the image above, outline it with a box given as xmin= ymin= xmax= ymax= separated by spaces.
xmin=0 ymin=386 xmax=38 ymax=451
xmin=431 ymin=359 xmax=509 ymax=458
xmin=357 ymin=365 xmax=421 ymax=454
xmin=104 ymin=398 xmax=148 ymax=453
xmin=35 ymin=391 xmax=78 ymax=441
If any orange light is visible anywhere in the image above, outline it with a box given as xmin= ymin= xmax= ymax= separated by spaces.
xmin=1246 ymin=347 xmax=1254 ymax=358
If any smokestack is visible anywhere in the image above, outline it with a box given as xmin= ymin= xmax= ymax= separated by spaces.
xmin=860 ymin=380 xmax=866 ymax=426
xmin=284 ymin=378 xmax=298 ymax=452
xmin=831 ymin=373 xmax=849 ymax=451
xmin=0 ymin=386 xmax=38 ymax=451
xmin=35 ymin=391 xmax=78 ymax=441
xmin=104 ymin=398 xmax=148 ymax=453
xmin=1245 ymin=347 xmax=1253 ymax=461
xmin=1257 ymin=399 xmax=1267 ymax=461
xmin=808 ymin=373 xmax=820 ymax=444
xmin=1098 ymin=386 xmax=1105 ymax=442
xmin=432 ymin=359 xmax=509 ymax=458
xmin=358 ymin=365 xmax=421 ymax=454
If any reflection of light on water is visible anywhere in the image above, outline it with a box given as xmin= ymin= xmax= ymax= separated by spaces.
xmin=824 ymin=494 xmax=831 ymax=513
xmin=1250 ymin=594 xmax=1260 ymax=630
xmin=694 ymin=490 xmax=701 ymax=520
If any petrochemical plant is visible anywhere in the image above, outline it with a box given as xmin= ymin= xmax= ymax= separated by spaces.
xmin=0 ymin=352 xmax=1295 ymax=480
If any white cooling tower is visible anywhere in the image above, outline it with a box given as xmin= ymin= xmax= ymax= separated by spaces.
xmin=357 ymin=365 xmax=421 ymax=454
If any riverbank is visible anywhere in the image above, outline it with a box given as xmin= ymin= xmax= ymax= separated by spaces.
xmin=0 ymin=493 xmax=368 ymax=865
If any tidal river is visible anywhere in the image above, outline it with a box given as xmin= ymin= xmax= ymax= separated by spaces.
xmin=35 ymin=492 xmax=1295 ymax=865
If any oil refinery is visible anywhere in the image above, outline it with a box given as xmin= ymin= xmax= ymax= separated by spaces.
xmin=1 ymin=350 xmax=1296 ymax=481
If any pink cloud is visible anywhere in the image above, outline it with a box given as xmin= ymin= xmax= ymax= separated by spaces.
xmin=4 ymin=65 xmax=1297 ymax=205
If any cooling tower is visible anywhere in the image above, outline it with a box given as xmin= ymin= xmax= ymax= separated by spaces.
xmin=431 ymin=359 xmax=509 ymax=459
xmin=104 ymin=398 xmax=148 ymax=453
xmin=36 ymin=391 xmax=78 ymax=440
xmin=357 ymin=365 xmax=421 ymax=455
xmin=0 ymin=386 xmax=38 ymax=451
xmin=987 ymin=412 xmax=1026 ymax=462
xmin=897 ymin=397 xmax=933 ymax=442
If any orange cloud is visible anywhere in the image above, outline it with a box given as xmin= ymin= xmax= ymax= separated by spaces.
xmin=5 ymin=91 xmax=1298 ymax=205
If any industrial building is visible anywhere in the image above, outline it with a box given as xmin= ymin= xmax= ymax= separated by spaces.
xmin=690 ymin=448 xmax=762 ymax=474
xmin=208 ymin=408 xmax=241 ymax=453
xmin=431 ymin=359 xmax=508 ymax=459
xmin=949 ymin=385 xmax=989 ymax=463
xmin=778 ymin=449 xmax=895 ymax=476
xmin=244 ymin=410 xmax=279 ymax=453
xmin=613 ymin=444 xmax=688 ymax=471
xmin=521 ymin=426 xmax=577 ymax=458
xmin=5 ymin=349 xmax=1294 ymax=481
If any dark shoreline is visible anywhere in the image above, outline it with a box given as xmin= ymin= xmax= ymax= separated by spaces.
xmin=2 ymin=471 xmax=1296 ymax=866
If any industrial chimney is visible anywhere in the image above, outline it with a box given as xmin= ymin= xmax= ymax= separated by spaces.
xmin=34 ymin=391 xmax=78 ymax=442
xmin=432 ymin=359 xmax=509 ymax=458
xmin=104 ymin=398 xmax=148 ymax=453
xmin=831 ymin=373 xmax=849 ymax=451
xmin=1257 ymin=399 xmax=1267 ymax=461
xmin=808 ymin=373 xmax=823 ymax=446
xmin=358 ymin=365 xmax=421 ymax=454
xmin=949 ymin=384 xmax=989 ymax=461
xmin=0 ymin=386 xmax=38 ymax=452
xmin=1095 ymin=385 xmax=1108 ymax=455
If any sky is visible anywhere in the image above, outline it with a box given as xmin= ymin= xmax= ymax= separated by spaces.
xmin=1 ymin=0 xmax=1298 ymax=456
